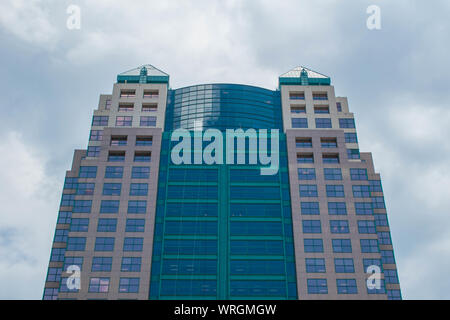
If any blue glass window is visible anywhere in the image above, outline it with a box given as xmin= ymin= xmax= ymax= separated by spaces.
xmin=384 ymin=269 xmax=400 ymax=284
xmin=89 ymin=130 xmax=103 ymax=141
xmin=92 ymin=116 xmax=108 ymax=126
xmin=140 ymin=116 xmax=157 ymax=127
xmin=128 ymin=200 xmax=147 ymax=214
xmin=63 ymin=257 xmax=83 ymax=271
xmin=230 ymin=203 xmax=279 ymax=218
xmin=163 ymin=259 xmax=217 ymax=275
xmin=95 ymin=237 xmax=115 ymax=251
xmin=161 ymin=280 xmax=216 ymax=296
xmin=70 ymin=218 xmax=89 ymax=232
xmin=46 ymin=268 xmax=61 ymax=282
xmin=67 ymin=237 xmax=86 ymax=251
xmin=388 ymin=289 xmax=402 ymax=300
xmin=350 ymin=169 xmax=368 ymax=180
xmin=344 ymin=132 xmax=358 ymax=143
xmin=54 ymin=229 xmax=68 ymax=242
xmin=103 ymin=183 xmax=122 ymax=196
xmin=372 ymin=196 xmax=386 ymax=209
xmin=330 ymin=220 xmax=349 ymax=233
xmin=130 ymin=183 xmax=148 ymax=196
xmin=297 ymin=153 xmax=314 ymax=163
xmin=304 ymin=239 xmax=324 ymax=253
xmin=136 ymin=136 xmax=153 ymax=146
xmin=324 ymin=168 xmax=342 ymax=180
xmin=355 ymin=202 xmax=373 ymax=215
xmin=76 ymin=183 xmax=95 ymax=195
xmin=50 ymin=248 xmax=66 ymax=262
xmin=123 ymin=237 xmax=144 ymax=252
xmin=105 ymin=166 xmax=123 ymax=178
xmin=97 ymin=218 xmax=117 ymax=232
xmin=337 ymin=279 xmax=357 ymax=294
xmin=361 ymin=239 xmax=379 ymax=253
xmin=332 ymin=239 xmax=352 ymax=253
xmin=87 ymin=146 xmax=101 ymax=157
xmin=381 ymin=250 xmax=395 ymax=264
xmin=305 ymin=258 xmax=326 ymax=273
xmin=315 ymin=118 xmax=332 ymax=128
xmin=168 ymin=185 xmax=218 ymax=199
xmin=339 ymin=118 xmax=356 ymax=128
xmin=230 ymin=186 xmax=280 ymax=200
xmin=88 ymin=277 xmax=110 ymax=293
xmin=126 ymin=219 xmax=145 ymax=232
xmin=326 ymin=185 xmax=345 ymax=197
xmin=108 ymin=151 xmax=125 ymax=162
xmin=134 ymin=152 xmax=151 ymax=162
xmin=307 ymin=279 xmax=328 ymax=294
xmin=363 ymin=258 xmax=382 ymax=271
xmin=296 ymin=138 xmax=312 ymax=148
xmin=100 ymin=200 xmax=120 ymax=214
xmin=79 ymin=166 xmax=97 ymax=178
xmin=230 ymin=222 xmax=282 ymax=236
xmin=116 ymin=116 xmax=132 ymax=126
xmin=91 ymin=257 xmax=112 ymax=272
xmin=299 ymin=184 xmax=318 ymax=197
xmin=322 ymin=154 xmax=339 ymax=163
xmin=353 ymin=185 xmax=370 ymax=198
xmin=230 ymin=280 xmax=285 ymax=297
xmin=132 ymin=167 xmax=150 ymax=179
xmin=121 ymin=257 xmax=142 ymax=272
xmin=230 ymin=260 xmax=284 ymax=275
xmin=119 ymin=278 xmax=140 ymax=293
xmin=328 ymin=202 xmax=347 ymax=215
xmin=165 ymin=221 xmax=218 ymax=235
xmin=378 ymin=231 xmax=392 ymax=245
xmin=165 ymin=240 xmax=217 ymax=255
xmin=230 ymin=240 xmax=283 ymax=255
xmin=374 ymin=214 xmax=389 ymax=226
xmin=301 ymin=202 xmax=320 ymax=215
xmin=358 ymin=220 xmax=376 ymax=234
xmin=369 ymin=180 xmax=383 ymax=192
xmin=57 ymin=211 xmax=72 ymax=224
xmin=347 ymin=149 xmax=360 ymax=159
xmin=335 ymin=258 xmax=355 ymax=273
xmin=292 ymin=118 xmax=308 ymax=128
xmin=314 ymin=106 xmax=330 ymax=114
xmin=298 ymin=168 xmax=316 ymax=180
xmin=302 ymin=220 xmax=322 ymax=233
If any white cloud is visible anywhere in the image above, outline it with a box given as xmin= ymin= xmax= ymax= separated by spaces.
xmin=0 ymin=0 xmax=59 ymax=48
xmin=1 ymin=0 xmax=450 ymax=300
xmin=359 ymin=96 xmax=450 ymax=299
xmin=0 ymin=132 xmax=60 ymax=299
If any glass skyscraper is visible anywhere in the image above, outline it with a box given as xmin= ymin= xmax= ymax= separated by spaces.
xmin=43 ymin=65 xmax=401 ymax=300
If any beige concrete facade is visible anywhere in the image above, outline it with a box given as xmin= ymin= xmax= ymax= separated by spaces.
xmin=282 ymin=84 xmax=400 ymax=299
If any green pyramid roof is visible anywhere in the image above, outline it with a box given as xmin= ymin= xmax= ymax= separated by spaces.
xmin=117 ymin=64 xmax=169 ymax=84
xmin=279 ymin=66 xmax=331 ymax=86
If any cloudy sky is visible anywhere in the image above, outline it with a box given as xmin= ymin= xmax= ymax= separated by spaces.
xmin=0 ymin=0 xmax=449 ymax=300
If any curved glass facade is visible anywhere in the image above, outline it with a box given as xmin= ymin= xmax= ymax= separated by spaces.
xmin=165 ymin=84 xmax=283 ymax=131
xmin=150 ymin=84 xmax=297 ymax=300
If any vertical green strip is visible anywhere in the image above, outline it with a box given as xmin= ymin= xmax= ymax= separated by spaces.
xmin=218 ymin=164 xmax=229 ymax=299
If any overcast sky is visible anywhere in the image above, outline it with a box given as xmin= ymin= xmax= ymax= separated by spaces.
xmin=0 ymin=0 xmax=449 ymax=300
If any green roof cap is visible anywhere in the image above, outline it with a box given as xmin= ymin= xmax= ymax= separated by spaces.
xmin=279 ymin=66 xmax=331 ymax=86
xmin=117 ymin=64 xmax=169 ymax=84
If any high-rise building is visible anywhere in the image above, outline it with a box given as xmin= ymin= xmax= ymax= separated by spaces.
xmin=43 ymin=65 xmax=401 ymax=300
